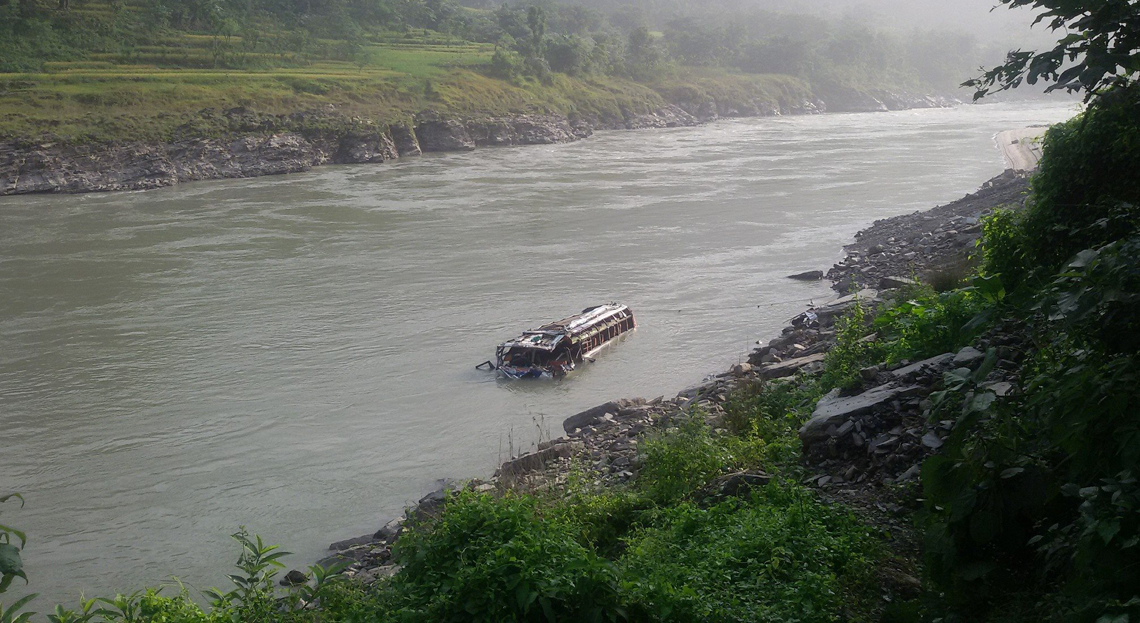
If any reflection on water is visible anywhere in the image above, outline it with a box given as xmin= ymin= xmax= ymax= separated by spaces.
xmin=0 ymin=101 xmax=1075 ymax=604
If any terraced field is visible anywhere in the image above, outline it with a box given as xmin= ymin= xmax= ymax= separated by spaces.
xmin=0 ymin=0 xmax=810 ymax=144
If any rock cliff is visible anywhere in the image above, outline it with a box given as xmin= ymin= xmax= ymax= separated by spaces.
xmin=0 ymin=92 xmax=952 ymax=197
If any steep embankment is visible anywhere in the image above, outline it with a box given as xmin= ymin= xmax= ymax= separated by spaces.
xmin=0 ymin=68 xmax=955 ymax=196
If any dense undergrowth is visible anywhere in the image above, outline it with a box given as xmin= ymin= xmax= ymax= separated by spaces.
xmin=809 ymin=84 xmax=1140 ymax=621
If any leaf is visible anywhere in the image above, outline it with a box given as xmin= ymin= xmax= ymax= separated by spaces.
xmin=1097 ymin=520 xmax=1121 ymax=544
xmin=957 ymin=560 xmax=996 ymax=581
xmin=1000 ymin=467 xmax=1024 ymax=479
xmin=967 ymin=392 xmax=997 ymax=414
xmin=0 ymin=544 xmax=23 ymax=577
xmin=971 ymin=274 xmax=1006 ymax=302
xmin=970 ymin=349 xmax=999 ymax=384
xmin=1067 ymin=248 xmax=1100 ymax=269
xmin=0 ymin=527 xmax=23 ymax=551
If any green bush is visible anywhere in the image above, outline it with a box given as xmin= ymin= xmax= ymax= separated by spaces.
xmin=983 ymin=86 xmax=1140 ymax=291
xmin=724 ymin=378 xmax=821 ymax=466
xmin=820 ymin=298 xmax=878 ymax=391
xmin=620 ymin=483 xmax=880 ymax=623
xmin=637 ymin=414 xmax=736 ymax=504
xmin=386 ymin=491 xmax=626 ymax=622
xmin=873 ymin=284 xmax=990 ymax=364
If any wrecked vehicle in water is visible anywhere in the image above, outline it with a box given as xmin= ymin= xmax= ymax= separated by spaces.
xmin=487 ymin=304 xmax=636 ymax=379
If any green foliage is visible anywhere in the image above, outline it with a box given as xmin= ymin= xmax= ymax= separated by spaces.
xmin=637 ymin=413 xmax=736 ymax=504
xmin=620 ymin=483 xmax=880 ymax=622
xmin=820 ymin=298 xmax=878 ymax=391
xmin=0 ymin=495 xmax=27 ymax=595
xmin=723 ymin=378 xmax=821 ymax=465
xmin=386 ymin=491 xmax=627 ymax=622
xmin=203 ymin=528 xmax=290 ymax=617
xmin=982 ymin=88 xmax=1140 ymax=293
xmin=873 ymin=284 xmax=992 ymax=364
xmin=0 ymin=594 xmax=36 ymax=623
xmin=918 ymin=86 xmax=1140 ymax=619
xmin=966 ymin=0 xmax=1139 ymax=100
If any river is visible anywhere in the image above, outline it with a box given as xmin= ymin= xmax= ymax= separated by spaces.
xmin=0 ymin=100 xmax=1075 ymax=606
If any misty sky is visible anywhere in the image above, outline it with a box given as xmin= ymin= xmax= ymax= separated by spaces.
xmin=760 ymin=0 xmax=1056 ymax=47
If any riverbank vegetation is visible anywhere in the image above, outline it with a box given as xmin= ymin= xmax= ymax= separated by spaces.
xmin=0 ymin=0 xmax=1000 ymax=144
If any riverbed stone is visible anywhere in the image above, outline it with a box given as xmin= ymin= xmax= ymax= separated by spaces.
xmin=953 ymin=346 xmax=985 ymax=366
xmin=800 ymin=383 xmax=922 ymax=444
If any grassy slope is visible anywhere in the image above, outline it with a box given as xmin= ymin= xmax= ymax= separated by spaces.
xmin=0 ymin=16 xmax=812 ymax=144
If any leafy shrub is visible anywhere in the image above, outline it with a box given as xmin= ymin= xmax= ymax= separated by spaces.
xmin=979 ymin=207 xmax=1029 ymax=290
xmin=984 ymin=86 xmax=1140 ymax=291
xmin=637 ymin=414 xmax=736 ymax=504
xmin=820 ymin=298 xmax=878 ymax=391
xmin=620 ymin=482 xmax=880 ymax=622
xmin=387 ymin=491 xmax=626 ymax=622
xmin=724 ymin=378 xmax=821 ymax=465
xmin=873 ymin=284 xmax=991 ymax=363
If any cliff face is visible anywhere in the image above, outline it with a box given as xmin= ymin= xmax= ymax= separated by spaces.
xmin=0 ymin=93 xmax=944 ymax=196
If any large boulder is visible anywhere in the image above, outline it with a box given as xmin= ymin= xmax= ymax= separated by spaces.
xmin=799 ymin=383 xmax=922 ymax=444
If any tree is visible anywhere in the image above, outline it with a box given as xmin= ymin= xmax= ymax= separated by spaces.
xmin=966 ymin=0 xmax=1140 ymax=100
xmin=526 ymin=5 xmax=545 ymax=57
xmin=626 ymin=26 xmax=664 ymax=79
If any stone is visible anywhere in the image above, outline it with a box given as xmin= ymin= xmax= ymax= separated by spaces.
xmin=879 ymin=275 xmax=918 ymax=290
xmin=373 ymin=517 xmax=405 ymax=543
xmin=414 ymin=119 xmax=475 ymax=151
xmin=563 ymin=400 xmax=623 ymax=433
xmin=800 ymin=383 xmax=922 ymax=444
xmin=953 ymin=346 xmax=985 ymax=367
xmin=984 ymin=381 xmax=1014 ymax=397
xmin=374 ymin=564 xmax=401 ymax=579
xmin=859 ymin=365 xmax=880 ymax=381
xmin=921 ymin=431 xmax=944 ymax=449
xmin=888 ymin=353 xmax=954 ymax=381
xmin=731 ymin=363 xmax=753 ymax=376
xmin=716 ymin=472 xmax=771 ymax=497
xmin=280 ymin=569 xmax=308 ymax=586
xmin=329 ymin=535 xmax=374 ymax=551
xmin=498 ymin=441 xmax=574 ymax=477
xmin=896 ymin=464 xmax=921 ymax=482
xmin=787 ymin=270 xmax=824 ymax=281
xmin=758 ymin=352 xmax=827 ymax=379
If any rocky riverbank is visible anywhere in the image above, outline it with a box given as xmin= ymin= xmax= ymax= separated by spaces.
xmin=0 ymin=89 xmax=957 ymax=197
xmin=298 ymin=167 xmax=1027 ymax=587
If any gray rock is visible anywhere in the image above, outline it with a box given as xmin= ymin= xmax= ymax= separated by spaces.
xmin=888 ymin=353 xmax=955 ymax=381
xmin=414 ymin=119 xmax=475 ymax=151
xmin=983 ymin=381 xmax=1014 ymax=397
xmin=953 ymin=346 xmax=985 ymax=367
xmin=787 ymin=270 xmax=824 ymax=281
xmin=716 ymin=472 xmax=771 ymax=497
xmin=373 ymin=517 xmax=405 ymax=544
xmin=800 ymin=383 xmax=922 ymax=444
xmin=896 ymin=464 xmax=922 ymax=482
xmin=859 ymin=365 xmax=880 ymax=381
xmin=921 ymin=431 xmax=944 ymax=449
xmin=758 ymin=352 xmax=827 ymax=379
xmin=498 ymin=441 xmax=573 ymax=477
xmin=329 ymin=535 xmax=374 ymax=551
xmin=563 ymin=400 xmax=621 ymax=433
xmin=879 ymin=275 xmax=918 ymax=290
xmin=280 ymin=569 xmax=308 ymax=586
